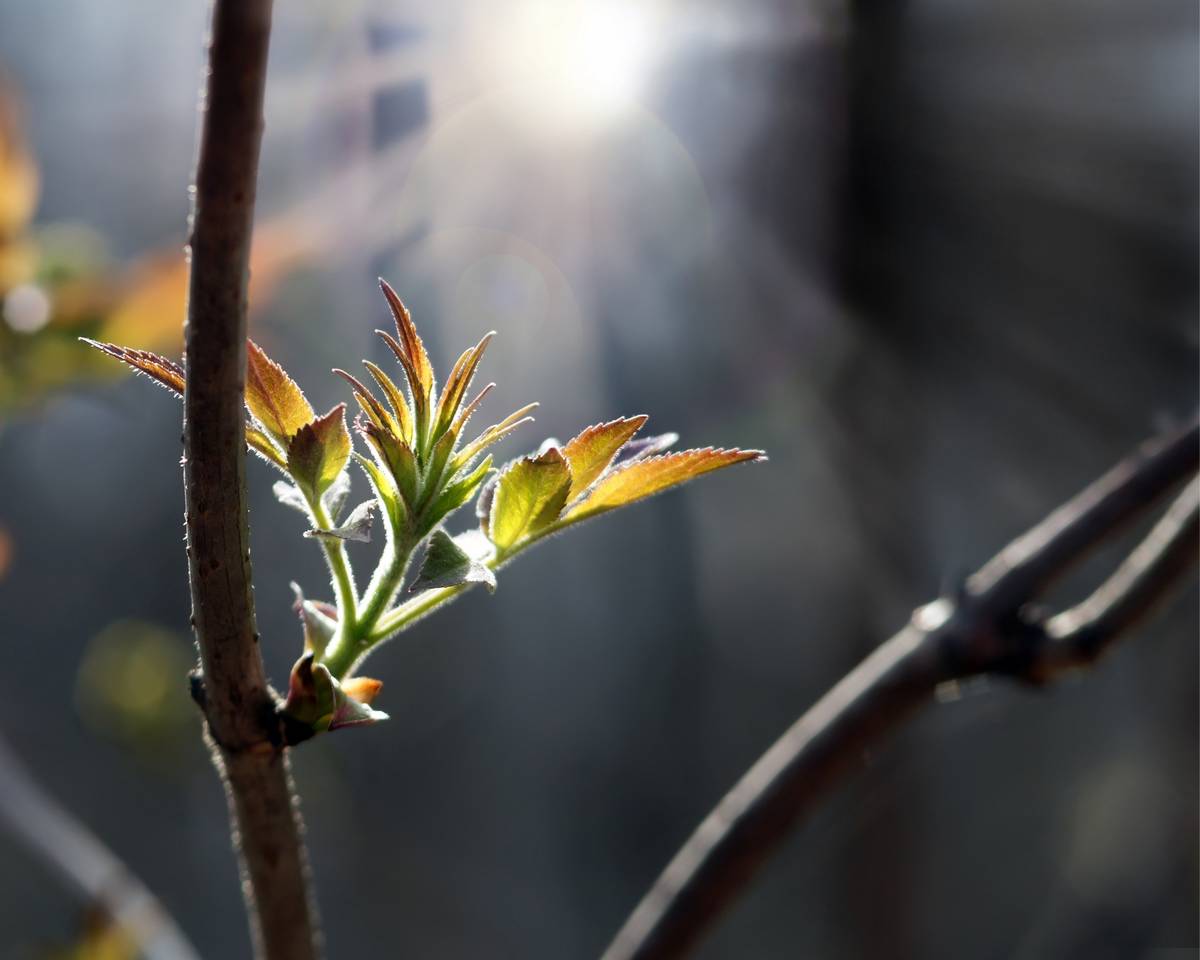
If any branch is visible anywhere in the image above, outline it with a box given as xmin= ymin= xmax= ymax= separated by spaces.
xmin=601 ymin=417 xmax=1199 ymax=960
xmin=0 ymin=732 xmax=200 ymax=960
xmin=183 ymin=2 xmax=319 ymax=958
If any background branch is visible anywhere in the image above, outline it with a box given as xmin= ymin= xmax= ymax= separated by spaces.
xmin=602 ymin=418 xmax=1198 ymax=960
xmin=182 ymin=2 xmax=319 ymax=958
xmin=0 ymin=732 xmax=200 ymax=960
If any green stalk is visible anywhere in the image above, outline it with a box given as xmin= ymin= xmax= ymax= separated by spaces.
xmin=310 ymin=498 xmax=358 ymax=636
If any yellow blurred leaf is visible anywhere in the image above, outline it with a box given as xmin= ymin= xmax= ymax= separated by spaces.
xmin=0 ymin=79 xmax=38 ymax=242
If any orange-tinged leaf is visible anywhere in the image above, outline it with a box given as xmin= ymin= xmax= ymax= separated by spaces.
xmin=341 ymin=676 xmax=383 ymax=705
xmin=379 ymin=279 xmax=434 ymax=405
xmin=287 ymin=403 xmax=351 ymax=501
xmin=79 ymin=340 xmax=185 ymax=395
xmin=333 ymin=367 xmax=394 ymax=434
xmin=362 ymin=360 xmax=413 ymax=443
xmin=246 ymin=339 xmax=314 ymax=444
xmin=566 ymin=447 xmax=765 ymax=521
xmin=561 ymin=415 xmax=648 ymax=503
xmin=378 ymin=327 xmax=431 ymax=450
xmin=247 ymin=426 xmax=286 ymax=469
xmin=434 ymin=331 xmax=494 ymax=439
xmin=488 ymin=447 xmax=572 ymax=551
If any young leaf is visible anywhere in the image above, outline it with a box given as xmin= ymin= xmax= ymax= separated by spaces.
xmin=333 ymin=368 xmax=395 ymax=436
xmin=273 ymin=480 xmax=309 ymax=514
xmin=246 ymin=339 xmax=314 ymax=445
xmin=322 ymin=470 xmax=352 ymax=522
xmin=565 ymin=447 xmax=765 ymax=522
xmin=453 ymin=402 xmax=539 ymax=471
xmin=411 ymin=529 xmax=497 ymax=593
xmin=79 ymin=341 xmax=185 ymax=395
xmin=614 ymin=431 xmax=679 ymax=465
xmin=281 ymin=653 xmax=388 ymax=740
xmin=328 ymin=680 xmax=389 ymax=730
xmin=488 ymin=447 xmax=572 ymax=551
xmin=359 ymin=420 xmax=419 ymax=507
xmin=362 ymin=360 xmax=414 ymax=444
xmin=340 ymin=676 xmax=383 ymax=705
xmin=246 ymin=427 xmax=287 ymax=469
xmin=434 ymin=332 xmax=494 ymax=439
xmin=290 ymin=582 xmax=338 ymax=659
xmin=82 ymin=339 xmax=290 ymax=469
xmin=561 ymin=415 xmax=648 ymax=503
xmin=379 ymin=279 xmax=434 ymax=403
xmin=287 ymin=403 xmax=351 ymax=501
xmin=426 ymin=455 xmax=494 ymax=532
xmin=304 ymin=500 xmax=377 ymax=543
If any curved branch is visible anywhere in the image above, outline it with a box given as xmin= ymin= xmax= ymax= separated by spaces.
xmin=601 ymin=417 xmax=1199 ymax=960
xmin=0 ymin=732 xmax=200 ymax=960
xmin=182 ymin=2 xmax=319 ymax=958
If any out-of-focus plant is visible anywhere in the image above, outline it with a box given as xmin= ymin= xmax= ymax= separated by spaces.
xmin=0 ymin=74 xmax=310 ymax=418
xmin=85 ymin=279 xmax=764 ymax=741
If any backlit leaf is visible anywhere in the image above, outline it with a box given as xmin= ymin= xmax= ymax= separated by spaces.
xmin=362 ymin=359 xmax=414 ymax=443
xmin=304 ymin=499 xmax=376 ymax=543
xmin=614 ymin=431 xmax=679 ymax=465
xmin=341 ymin=676 xmax=383 ymax=705
xmin=488 ymin=447 xmax=572 ymax=551
xmin=290 ymin=582 xmax=338 ymax=659
xmin=566 ymin=448 xmax=765 ymax=522
xmin=561 ymin=415 xmax=648 ymax=503
xmin=287 ymin=403 xmax=351 ymax=501
xmin=434 ymin=331 xmax=494 ymax=439
xmin=246 ymin=339 xmax=314 ymax=445
xmin=379 ymin=278 xmax=434 ymax=403
xmin=411 ymin=529 xmax=497 ymax=593
xmin=79 ymin=340 xmax=185 ymax=395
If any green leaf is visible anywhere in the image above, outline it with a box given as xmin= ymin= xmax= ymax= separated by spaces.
xmin=246 ymin=339 xmax=315 ymax=445
xmin=359 ymin=421 xmax=419 ymax=506
xmin=425 ymin=455 xmax=494 ymax=532
xmin=488 ymin=447 xmax=572 ymax=551
xmin=304 ymin=500 xmax=377 ymax=543
xmin=411 ymin=529 xmax=497 ymax=593
xmin=565 ymin=447 xmax=765 ymax=522
xmin=561 ymin=415 xmax=648 ymax=503
xmin=287 ymin=403 xmax=351 ymax=501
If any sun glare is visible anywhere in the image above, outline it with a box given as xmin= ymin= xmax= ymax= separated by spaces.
xmin=501 ymin=0 xmax=657 ymax=130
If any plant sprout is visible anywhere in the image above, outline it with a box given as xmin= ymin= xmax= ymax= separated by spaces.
xmin=85 ymin=280 xmax=764 ymax=742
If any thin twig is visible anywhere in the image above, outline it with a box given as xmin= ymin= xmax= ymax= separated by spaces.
xmin=602 ymin=418 xmax=1198 ymax=960
xmin=183 ymin=2 xmax=319 ymax=958
xmin=0 ymin=732 xmax=201 ymax=960
xmin=1035 ymin=477 xmax=1199 ymax=679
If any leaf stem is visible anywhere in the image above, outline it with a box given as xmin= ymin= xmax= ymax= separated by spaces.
xmin=309 ymin=498 xmax=358 ymax=635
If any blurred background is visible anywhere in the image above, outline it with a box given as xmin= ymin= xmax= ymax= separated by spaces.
xmin=0 ymin=0 xmax=1196 ymax=957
